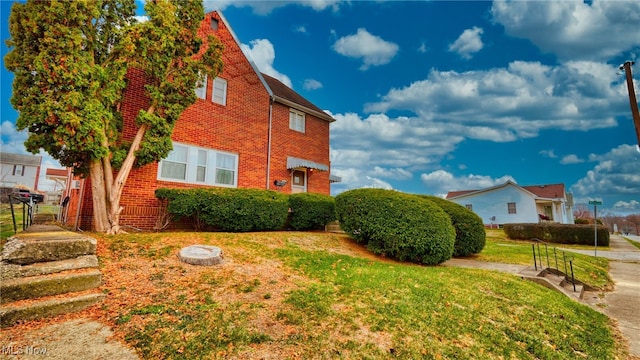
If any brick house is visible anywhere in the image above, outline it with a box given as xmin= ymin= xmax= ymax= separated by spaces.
xmin=64 ymin=11 xmax=336 ymax=231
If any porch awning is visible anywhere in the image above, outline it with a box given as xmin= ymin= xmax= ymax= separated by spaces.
xmin=286 ymin=156 xmax=329 ymax=171
xmin=329 ymin=174 xmax=342 ymax=183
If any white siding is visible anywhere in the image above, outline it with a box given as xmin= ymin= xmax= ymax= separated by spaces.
xmin=449 ymin=184 xmax=539 ymax=225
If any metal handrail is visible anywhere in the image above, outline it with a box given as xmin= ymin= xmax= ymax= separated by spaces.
xmin=531 ymin=238 xmax=577 ymax=292
xmin=8 ymin=195 xmax=35 ymax=234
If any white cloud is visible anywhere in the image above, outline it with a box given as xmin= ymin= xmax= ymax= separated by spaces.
xmin=303 ymin=79 xmax=323 ymax=91
xmin=491 ymin=0 xmax=640 ymax=61
xmin=417 ymin=41 xmax=428 ymax=54
xmin=613 ymin=199 xmax=640 ymax=210
xmin=364 ymin=61 xmax=626 ymax=141
xmin=294 ymin=25 xmax=307 ymax=34
xmin=205 ymin=0 xmax=343 ymax=15
xmin=0 ymin=121 xmax=62 ymax=192
xmin=570 ymin=144 xmax=640 ymax=198
xmin=539 ymin=149 xmax=557 ymax=158
xmin=332 ymin=28 xmax=399 ymax=70
xmin=448 ymin=26 xmax=484 ymax=59
xmin=420 ymin=169 xmax=515 ymax=196
xmin=241 ymin=39 xmax=292 ymax=88
xmin=560 ymin=154 xmax=584 ymax=164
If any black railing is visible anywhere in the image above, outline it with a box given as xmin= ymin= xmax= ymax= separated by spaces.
xmin=8 ymin=195 xmax=35 ymax=234
xmin=531 ymin=238 xmax=577 ymax=292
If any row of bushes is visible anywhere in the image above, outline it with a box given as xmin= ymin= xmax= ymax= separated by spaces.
xmin=336 ymin=189 xmax=485 ymax=265
xmin=155 ymin=188 xmax=335 ymax=232
xmin=157 ymin=187 xmax=486 ymax=265
xmin=503 ymin=223 xmax=610 ymax=246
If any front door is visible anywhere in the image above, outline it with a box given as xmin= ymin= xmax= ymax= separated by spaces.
xmin=291 ymin=169 xmax=307 ymax=193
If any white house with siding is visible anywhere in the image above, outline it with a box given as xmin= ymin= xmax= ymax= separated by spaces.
xmin=0 ymin=152 xmax=42 ymax=190
xmin=446 ymin=181 xmax=574 ymax=226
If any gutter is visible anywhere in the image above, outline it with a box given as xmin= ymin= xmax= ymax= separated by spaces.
xmin=272 ymin=95 xmax=335 ymax=123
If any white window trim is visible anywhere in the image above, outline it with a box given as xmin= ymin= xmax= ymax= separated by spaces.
xmin=158 ymin=142 xmax=238 ymax=187
xmin=212 ymin=77 xmax=227 ymax=105
xmin=195 ymin=74 xmax=208 ymax=100
xmin=289 ymin=109 xmax=305 ymax=133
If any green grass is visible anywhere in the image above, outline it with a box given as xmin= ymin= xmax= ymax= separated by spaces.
xmin=624 ymin=237 xmax=640 ymax=250
xmin=92 ymin=231 xmax=626 ymax=359
xmin=0 ymin=203 xmax=59 ymax=248
xmin=475 ymin=229 xmax=612 ymax=290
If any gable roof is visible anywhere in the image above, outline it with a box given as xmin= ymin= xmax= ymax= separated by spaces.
xmin=212 ymin=11 xmax=334 ymax=124
xmin=0 ymin=152 xmax=42 ymax=167
xmin=261 ymin=73 xmax=335 ymax=123
xmin=446 ymin=180 xmax=566 ymax=200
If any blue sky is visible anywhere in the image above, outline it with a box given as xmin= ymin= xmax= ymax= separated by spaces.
xmin=2 ymin=1 xmax=640 ymax=216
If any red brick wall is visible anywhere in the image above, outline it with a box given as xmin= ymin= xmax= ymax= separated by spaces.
xmin=71 ymin=11 xmax=331 ymax=231
xmin=269 ymin=102 xmax=331 ymax=195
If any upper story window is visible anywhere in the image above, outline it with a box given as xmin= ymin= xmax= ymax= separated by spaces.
xmin=212 ymin=77 xmax=227 ymax=105
xmin=289 ymin=109 xmax=305 ymax=133
xmin=13 ymin=165 xmax=25 ymax=176
xmin=158 ymin=142 xmax=238 ymax=187
xmin=210 ymin=18 xmax=219 ymax=31
xmin=195 ymin=74 xmax=207 ymax=99
xmin=507 ymin=202 xmax=517 ymax=214
xmin=465 ymin=204 xmax=473 ymax=211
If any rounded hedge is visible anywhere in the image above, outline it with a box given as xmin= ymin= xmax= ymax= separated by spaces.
xmin=416 ymin=195 xmax=486 ymax=257
xmin=288 ymin=193 xmax=336 ymax=231
xmin=335 ymin=188 xmax=455 ymax=265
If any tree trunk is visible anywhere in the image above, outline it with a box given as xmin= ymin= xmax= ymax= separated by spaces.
xmin=89 ymin=159 xmax=110 ymax=232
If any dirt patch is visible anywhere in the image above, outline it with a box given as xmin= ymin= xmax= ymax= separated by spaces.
xmin=0 ymin=318 xmax=138 ymax=360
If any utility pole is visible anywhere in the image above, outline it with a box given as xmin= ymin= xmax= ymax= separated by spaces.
xmin=620 ymin=61 xmax=640 ymax=147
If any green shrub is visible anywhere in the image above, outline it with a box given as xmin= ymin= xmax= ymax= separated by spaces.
xmin=416 ymin=195 xmax=486 ymax=257
xmin=156 ymin=188 xmax=289 ymax=232
xmin=574 ymin=218 xmax=589 ymax=224
xmin=503 ymin=223 xmax=610 ymax=246
xmin=288 ymin=193 xmax=336 ymax=231
xmin=335 ymin=188 xmax=455 ymax=265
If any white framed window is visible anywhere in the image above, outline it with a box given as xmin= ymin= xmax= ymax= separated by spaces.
xmin=13 ymin=165 xmax=25 ymax=176
xmin=158 ymin=142 xmax=238 ymax=187
xmin=507 ymin=202 xmax=517 ymax=214
xmin=289 ymin=109 xmax=305 ymax=133
xmin=195 ymin=74 xmax=207 ymax=99
xmin=212 ymin=77 xmax=227 ymax=105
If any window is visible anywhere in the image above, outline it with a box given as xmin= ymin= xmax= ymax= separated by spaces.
xmin=465 ymin=204 xmax=473 ymax=211
xmin=289 ymin=109 xmax=305 ymax=133
xmin=13 ymin=165 xmax=24 ymax=176
xmin=507 ymin=202 xmax=517 ymax=214
xmin=215 ymin=153 xmax=235 ymax=185
xmin=212 ymin=77 xmax=227 ymax=105
xmin=159 ymin=143 xmax=238 ymax=187
xmin=195 ymin=74 xmax=207 ymax=99
xmin=210 ymin=18 xmax=219 ymax=31
xmin=160 ymin=145 xmax=188 ymax=180
xmin=196 ymin=150 xmax=207 ymax=182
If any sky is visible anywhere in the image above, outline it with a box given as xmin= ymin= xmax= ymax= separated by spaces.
xmin=1 ymin=1 xmax=640 ymax=216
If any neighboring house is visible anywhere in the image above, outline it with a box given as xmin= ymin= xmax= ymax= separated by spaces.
xmin=446 ymin=181 xmax=574 ymax=226
xmin=0 ymin=152 xmax=42 ymax=191
xmin=65 ymin=11 xmax=337 ymax=231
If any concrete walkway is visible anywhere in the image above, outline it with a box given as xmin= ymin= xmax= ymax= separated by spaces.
xmin=444 ymin=234 xmax=640 ymax=357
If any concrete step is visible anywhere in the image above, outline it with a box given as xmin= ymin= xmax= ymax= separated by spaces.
xmin=520 ymin=267 xmax=585 ymax=301
xmin=325 ymin=221 xmax=344 ymax=233
xmin=1 ymin=269 xmax=102 ymax=304
xmin=1 ymin=255 xmax=99 ymax=281
xmin=1 ymin=230 xmax=97 ymax=265
xmin=0 ymin=292 xmax=106 ymax=328
xmin=32 ymin=213 xmax=57 ymax=224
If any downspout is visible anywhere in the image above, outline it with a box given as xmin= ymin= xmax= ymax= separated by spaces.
xmin=266 ymin=96 xmax=274 ymax=190
xmin=74 ymin=178 xmax=85 ymax=231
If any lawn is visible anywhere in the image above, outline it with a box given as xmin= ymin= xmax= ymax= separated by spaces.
xmin=45 ymin=230 xmax=624 ymax=359
xmin=0 ymin=203 xmax=58 ymax=247
xmin=474 ymin=229 xmax=612 ymax=290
